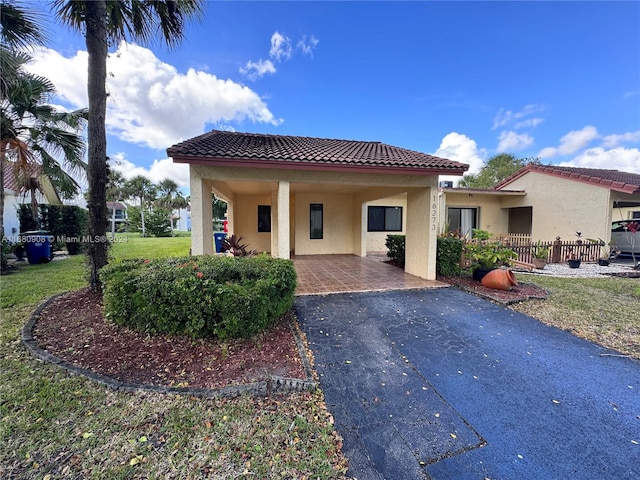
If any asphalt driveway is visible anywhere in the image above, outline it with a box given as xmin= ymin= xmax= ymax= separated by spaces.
xmin=295 ymin=288 xmax=640 ymax=480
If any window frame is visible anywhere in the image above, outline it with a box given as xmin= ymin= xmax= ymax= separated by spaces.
xmin=367 ymin=206 xmax=403 ymax=232
xmin=257 ymin=205 xmax=271 ymax=232
xmin=309 ymin=203 xmax=323 ymax=239
xmin=447 ymin=207 xmax=478 ymax=237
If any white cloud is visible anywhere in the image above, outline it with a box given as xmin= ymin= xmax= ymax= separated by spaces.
xmin=434 ymin=132 xmax=486 ymax=186
xmin=539 ymin=125 xmax=599 ymax=158
xmin=297 ymin=35 xmax=319 ymax=56
xmin=28 ymin=43 xmax=282 ymax=150
xmin=239 ymin=59 xmax=276 ymax=80
xmin=558 ymin=147 xmax=640 ymax=174
xmin=497 ymin=131 xmax=534 ymax=152
xmin=601 ymin=130 xmax=640 ymax=148
xmin=269 ymin=32 xmax=292 ymax=61
xmin=241 ymin=31 xmax=318 ymax=80
xmin=111 ymin=152 xmax=190 ymax=189
xmin=492 ymin=104 xmax=545 ymax=130
xmin=514 ymin=117 xmax=544 ymax=129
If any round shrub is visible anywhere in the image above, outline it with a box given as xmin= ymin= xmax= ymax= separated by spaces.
xmin=100 ymin=255 xmax=297 ymax=340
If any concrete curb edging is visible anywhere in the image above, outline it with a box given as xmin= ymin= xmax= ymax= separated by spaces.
xmin=22 ymin=293 xmax=317 ymax=399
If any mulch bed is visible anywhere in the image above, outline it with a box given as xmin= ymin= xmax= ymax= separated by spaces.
xmin=438 ymin=275 xmax=549 ymax=305
xmin=29 ymin=272 xmax=549 ymax=392
xmin=32 ymin=288 xmax=307 ymax=390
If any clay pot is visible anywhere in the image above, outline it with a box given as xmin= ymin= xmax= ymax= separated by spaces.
xmin=472 ymin=267 xmax=495 ymax=281
xmin=481 ymin=268 xmax=518 ymax=291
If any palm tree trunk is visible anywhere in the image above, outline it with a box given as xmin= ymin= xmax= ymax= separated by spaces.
xmin=85 ymin=0 xmax=108 ymax=292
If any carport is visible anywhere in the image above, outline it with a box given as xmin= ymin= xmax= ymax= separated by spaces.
xmin=167 ymin=130 xmax=468 ymax=281
xmin=293 ymin=254 xmax=446 ymax=295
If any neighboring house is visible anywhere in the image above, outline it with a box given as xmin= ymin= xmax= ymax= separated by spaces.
xmin=167 ymin=130 xmax=468 ymax=280
xmin=2 ymin=160 xmax=62 ymax=238
xmin=440 ymin=165 xmax=640 ymax=245
xmin=172 ymin=205 xmax=191 ymax=232
xmin=106 ymin=201 xmax=128 ymax=232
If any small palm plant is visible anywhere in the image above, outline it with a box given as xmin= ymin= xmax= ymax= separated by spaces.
xmin=221 ymin=234 xmax=257 ymax=257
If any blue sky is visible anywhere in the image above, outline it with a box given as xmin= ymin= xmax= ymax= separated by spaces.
xmin=26 ymin=1 xmax=640 ymax=192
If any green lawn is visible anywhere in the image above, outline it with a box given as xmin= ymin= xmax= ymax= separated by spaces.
xmin=512 ymin=273 xmax=640 ymax=358
xmin=0 ymin=238 xmax=348 ymax=479
xmin=2 ymin=241 xmax=638 ymax=478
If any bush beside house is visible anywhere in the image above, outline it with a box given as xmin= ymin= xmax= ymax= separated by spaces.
xmin=436 ymin=236 xmax=463 ymax=276
xmin=18 ymin=204 xmax=88 ymax=254
xmin=386 ymin=234 xmax=463 ymax=276
xmin=100 ymin=255 xmax=297 ymax=340
xmin=385 ymin=235 xmax=406 ymax=267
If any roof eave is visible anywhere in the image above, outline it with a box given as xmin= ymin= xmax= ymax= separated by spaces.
xmin=495 ymin=164 xmax=640 ymax=194
xmin=443 ymin=187 xmax=526 ymax=196
xmin=171 ymin=155 xmax=468 ymax=176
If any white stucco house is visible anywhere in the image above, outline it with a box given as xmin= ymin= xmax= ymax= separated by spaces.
xmin=167 ymin=130 xmax=469 ymax=280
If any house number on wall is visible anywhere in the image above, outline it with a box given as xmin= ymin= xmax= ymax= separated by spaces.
xmin=431 ymin=194 xmax=438 ymax=231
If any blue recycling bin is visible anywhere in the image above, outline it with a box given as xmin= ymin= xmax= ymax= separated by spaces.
xmin=214 ymin=232 xmax=227 ymax=253
xmin=24 ymin=230 xmax=53 ymax=264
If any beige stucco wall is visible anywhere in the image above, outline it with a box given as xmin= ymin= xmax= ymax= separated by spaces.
xmin=188 ymin=163 xmax=443 ymax=279
xmin=233 ymin=194 xmax=272 ymax=254
xmin=498 ymin=172 xmax=612 ymax=242
xmin=293 ymin=193 xmax=354 ymax=255
xmin=614 ymin=207 xmax=640 ymax=220
xmin=611 ymin=191 xmax=640 ymax=221
xmin=442 ymin=193 xmax=510 ymax=237
xmin=365 ymin=194 xmax=407 ymax=251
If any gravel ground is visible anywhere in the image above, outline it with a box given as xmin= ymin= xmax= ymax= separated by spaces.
xmin=517 ymin=261 xmax=638 ymax=278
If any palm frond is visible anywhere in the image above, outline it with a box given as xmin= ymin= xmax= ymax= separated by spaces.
xmin=0 ymin=1 xmax=48 ymax=49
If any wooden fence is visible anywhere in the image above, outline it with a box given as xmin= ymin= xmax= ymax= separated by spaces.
xmin=498 ymin=234 xmax=604 ymax=264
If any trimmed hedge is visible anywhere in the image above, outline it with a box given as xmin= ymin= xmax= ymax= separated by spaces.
xmin=100 ymin=255 xmax=297 ymax=340
xmin=385 ymin=234 xmax=406 ymax=267
xmin=385 ymin=234 xmax=463 ymax=276
xmin=436 ymin=237 xmax=463 ymax=276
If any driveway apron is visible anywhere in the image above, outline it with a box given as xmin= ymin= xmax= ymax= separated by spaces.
xmin=295 ymin=288 xmax=640 ymax=480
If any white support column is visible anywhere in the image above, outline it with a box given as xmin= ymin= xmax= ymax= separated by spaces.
xmin=190 ymin=170 xmax=213 ymax=255
xmin=352 ymin=201 xmax=367 ymax=257
xmin=276 ymin=181 xmax=290 ymax=258
xmin=226 ymin=202 xmax=234 ymax=236
xmin=405 ymin=187 xmax=437 ymax=279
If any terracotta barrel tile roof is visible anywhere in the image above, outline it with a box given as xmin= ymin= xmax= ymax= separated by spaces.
xmin=167 ymin=130 xmax=468 ymax=174
xmin=2 ymin=159 xmax=42 ymax=193
xmin=495 ymin=164 xmax=640 ymax=195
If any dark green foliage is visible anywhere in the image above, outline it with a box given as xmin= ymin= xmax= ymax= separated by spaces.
xmin=145 ymin=208 xmax=172 ymax=237
xmin=61 ymin=206 xmax=88 ymax=254
xmin=0 ymin=238 xmax=10 ymax=271
xmin=18 ymin=204 xmax=88 ymax=253
xmin=436 ymin=237 xmax=463 ymax=276
xmin=17 ymin=204 xmax=38 ymax=232
xmin=385 ymin=234 xmax=405 ymax=267
xmin=222 ymin=234 xmax=257 ymax=256
xmin=458 ymin=153 xmax=540 ymax=189
xmin=128 ymin=206 xmax=171 ymax=237
xmin=100 ymin=255 xmax=297 ymax=340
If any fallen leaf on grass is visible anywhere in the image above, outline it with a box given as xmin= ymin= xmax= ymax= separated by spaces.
xmin=129 ymin=455 xmax=144 ymax=466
